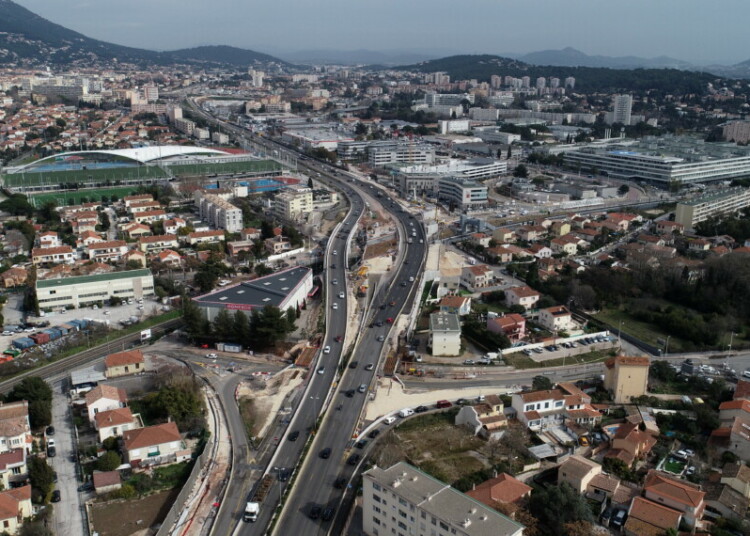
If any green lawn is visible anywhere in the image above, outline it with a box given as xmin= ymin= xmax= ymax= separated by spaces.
xmin=30 ymin=186 xmax=141 ymax=206
xmin=663 ymin=458 xmax=685 ymax=474
xmin=595 ymin=307 xmax=677 ymax=350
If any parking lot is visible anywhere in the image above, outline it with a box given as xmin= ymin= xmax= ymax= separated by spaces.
xmin=519 ymin=335 xmax=617 ymax=363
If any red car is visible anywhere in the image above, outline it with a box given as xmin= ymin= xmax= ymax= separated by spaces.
xmin=386 ymin=318 xmax=394 ymax=324
xmin=335 ymin=335 xmax=343 ymax=342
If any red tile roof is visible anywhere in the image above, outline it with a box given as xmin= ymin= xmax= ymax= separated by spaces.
xmin=85 ymin=385 xmax=128 ymax=405
xmin=466 ymin=473 xmax=532 ymax=506
xmin=123 ymin=422 xmax=181 ymax=450
xmin=644 ymin=470 xmax=705 ymax=508
xmin=94 ymin=407 xmax=134 ymax=429
xmin=628 ymin=496 xmax=682 ymax=531
xmin=105 ymin=350 xmax=144 ymax=369
xmin=93 ymin=471 xmax=122 ymax=489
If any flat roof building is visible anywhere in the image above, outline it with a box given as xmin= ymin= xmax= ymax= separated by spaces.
xmin=362 ymin=462 xmax=524 ymax=536
xmin=674 ymin=187 xmax=750 ymax=231
xmin=194 ymin=266 xmax=313 ymax=321
xmin=36 ymin=269 xmax=154 ymax=310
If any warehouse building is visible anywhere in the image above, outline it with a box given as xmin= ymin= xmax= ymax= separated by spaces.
xmin=194 ymin=267 xmax=313 ymax=321
xmin=36 ymin=269 xmax=154 ymax=310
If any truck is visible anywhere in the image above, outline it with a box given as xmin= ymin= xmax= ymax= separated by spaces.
xmin=243 ymin=501 xmax=260 ymax=523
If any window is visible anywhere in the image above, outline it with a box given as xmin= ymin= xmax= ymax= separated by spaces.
xmin=398 ymin=498 xmax=408 ymax=507
xmin=373 ymin=506 xmax=381 ymax=514
xmin=397 ymin=521 xmax=407 ymax=530
xmin=399 ymin=510 xmax=406 ymax=518
xmin=373 ymin=517 xmax=381 ymax=526
xmin=373 ymin=494 xmax=381 ymax=504
xmin=439 ymin=521 xmax=449 ymax=530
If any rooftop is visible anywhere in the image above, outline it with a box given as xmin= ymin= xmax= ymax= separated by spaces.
xmin=195 ymin=267 xmax=312 ymax=309
xmin=123 ymin=422 xmax=181 ymax=451
xmin=429 ymin=312 xmax=461 ymax=333
xmin=36 ymin=269 xmax=152 ymax=289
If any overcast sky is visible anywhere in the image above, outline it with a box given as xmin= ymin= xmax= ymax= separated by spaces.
xmin=15 ymin=0 xmax=748 ymax=65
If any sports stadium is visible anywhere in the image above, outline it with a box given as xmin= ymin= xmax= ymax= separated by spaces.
xmin=0 ymin=145 xmax=283 ymax=204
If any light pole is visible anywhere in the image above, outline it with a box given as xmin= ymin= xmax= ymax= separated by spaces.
xmin=664 ymin=335 xmax=671 ymax=358
xmin=618 ymin=320 xmax=624 ymax=347
xmin=728 ymin=331 xmax=735 ymax=354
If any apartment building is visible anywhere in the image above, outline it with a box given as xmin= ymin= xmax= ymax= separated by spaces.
xmin=86 ymin=240 xmax=129 ymax=262
xmin=272 ymin=187 xmax=314 ymax=221
xmin=429 ymin=313 xmax=461 ymax=357
xmin=368 ymin=142 xmax=436 ymax=166
xmin=32 ymin=246 xmax=75 ymax=265
xmin=362 ymin=462 xmax=524 ymax=536
xmin=196 ymin=193 xmax=244 ymax=232
xmin=35 ymin=269 xmax=154 ymax=309
xmin=674 ymin=187 xmax=750 ymax=231
xmin=603 ymin=355 xmax=650 ymax=403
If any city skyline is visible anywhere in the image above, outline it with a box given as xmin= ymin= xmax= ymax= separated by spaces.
xmin=13 ymin=0 xmax=749 ymax=66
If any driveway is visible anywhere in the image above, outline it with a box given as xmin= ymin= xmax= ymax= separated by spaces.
xmin=50 ymin=379 xmax=86 ymax=536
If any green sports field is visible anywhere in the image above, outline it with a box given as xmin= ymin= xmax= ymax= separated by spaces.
xmin=29 ymin=186 xmax=142 ymax=206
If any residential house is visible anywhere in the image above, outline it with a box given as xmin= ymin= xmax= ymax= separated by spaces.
xmin=734 ymin=379 xmax=750 ymax=401
xmin=526 ymin=244 xmax=553 ymax=259
xmin=123 ymin=249 xmax=147 ymax=268
xmin=0 ymin=268 xmax=27 ymax=288
xmin=264 ymin=236 xmax=291 ymax=255
xmin=487 ymin=245 xmax=514 ymax=264
xmin=435 ymin=274 xmax=461 ymax=298
xmin=570 ymin=215 xmax=591 ymax=229
xmin=127 ymin=201 xmax=162 ymax=215
xmin=460 ymin=264 xmax=495 ymax=291
xmin=550 ymin=234 xmax=582 ymax=255
xmin=0 ymin=401 xmax=32 ymax=455
xmin=438 ymin=296 xmax=471 ymax=316
xmin=516 ymin=225 xmax=546 ymax=242
xmin=0 ymin=485 xmax=32 ymax=535
xmin=605 ymin=422 xmax=658 ymax=466
xmin=466 ymin=473 xmax=532 ymax=508
xmin=558 ymin=455 xmax=602 ymax=494
xmin=77 ymin=230 xmax=104 ymax=247
xmin=31 ymin=246 xmax=74 ymax=265
xmin=122 ymin=422 xmax=189 ymax=468
xmin=87 ymin=240 xmax=129 ymax=262
xmin=0 ymin=450 xmax=26 ymax=491
xmin=638 ymin=234 xmax=665 ymax=247
xmin=133 ymin=210 xmax=167 ymax=224
xmin=643 ymin=470 xmax=706 ymax=528
xmin=163 ymin=218 xmax=187 ymax=235
xmin=492 ymin=227 xmax=515 ymax=243
xmin=721 ymin=462 xmax=750 ymax=499
xmin=710 ymin=415 xmax=750 ymax=461
xmin=575 ymin=228 xmax=600 ymax=243
xmin=105 ymin=349 xmax=145 ymax=378
xmin=549 ymin=221 xmax=571 ymax=237
xmin=121 ymin=223 xmax=151 ymax=240
xmin=94 ymin=407 xmax=142 ymax=442
xmin=93 ymin=471 xmax=122 ymax=495
xmin=85 ymin=385 xmax=128 ymax=424
xmin=655 ymin=220 xmax=684 ymax=234
xmin=241 ymin=228 xmax=261 ymax=241
xmin=586 ymin=473 xmax=622 ymax=502
xmin=718 ymin=399 xmax=750 ymax=425
xmin=429 ymin=313 xmax=461 ymax=357
xmin=688 ymin=238 xmax=711 ymax=252
xmin=187 ymin=230 xmax=225 ymax=246
xmin=511 ymin=383 xmax=601 ymax=430
xmin=138 ymin=234 xmax=179 ymax=253
xmin=537 ymin=305 xmax=574 ymax=332
xmin=227 ymin=240 xmax=254 ymax=257
xmin=487 ymin=314 xmax=526 ymax=342
xmin=624 ymin=496 xmax=683 ymax=536
xmin=70 ymin=211 xmax=99 ymax=234
xmin=505 ymin=286 xmax=540 ymax=310
xmin=606 ymin=212 xmax=641 ymax=231
xmin=704 ymin=483 xmax=749 ymax=522
xmin=38 ymin=231 xmax=60 ymax=248
xmin=470 ymin=232 xmax=492 ymax=248
xmin=454 ymin=395 xmax=507 ymax=439
xmin=603 ymin=355 xmax=650 ymax=403
xmin=123 ymin=194 xmax=154 ymax=207
xmin=152 ymin=249 xmax=182 ymax=267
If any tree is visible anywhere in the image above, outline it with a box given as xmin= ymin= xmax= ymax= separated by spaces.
xmin=528 ymin=482 xmax=593 ymax=534
xmin=96 ymin=451 xmax=122 ymax=472
xmin=19 ymin=523 xmax=52 ymax=536
xmin=232 ymin=311 xmax=251 ymax=346
xmin=7 ymin=377 xmax=52 ymax=429
xmin=532 ymin=375 xmax=553 ymax=391
xmin=513 ymin=164 xmax=528 ymax=178
xmin=617 ymin=184 xmax=630 ymax=196
xmin=154 ymin=375 xmax=206 ymax=431
xmin=212 ymin=309 xmax=234 ymax=341
xmin=562 ymin=521 xmax=596 ymax=536
xmin=28 ymin=457 xmax=54 ymax=501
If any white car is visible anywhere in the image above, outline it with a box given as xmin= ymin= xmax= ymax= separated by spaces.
xmin=323 ymin=346 xmax=331 ymax=354
xmin=206 ymin=353 xmax=218 ymax=360
xmin=47 ymin=438 xmax=55 ymax=448
xmin=332 ymin=303 xmax=338 ymax=310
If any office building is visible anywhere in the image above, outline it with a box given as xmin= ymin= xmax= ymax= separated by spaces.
xmin=194 ymin=267 xmax=312 ymax=321
xmin=272 ymin=187 xmax=314 ymax=221
xmin=674 ymin=187 xmax=750 ymax=230
xmin=612 ymin=94 xmax=633 ymax=125
xmin=564 ymin=136 xmax=750 ymax=187
xmin=36 ymin=269 xmax=154 ymax=310
xmin=438 ymin=176 xmax=488 ymax=210
xmin=368 ymin=142 xmax=435 ymax=166
xmin=196 ymin=193 xmax=244 ymax=232
xmin=362 ymin=461 xmax=524 ymax=536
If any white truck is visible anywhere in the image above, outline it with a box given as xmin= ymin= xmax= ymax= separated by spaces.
xmin=243 ymin=501 xmax=260 ymax=522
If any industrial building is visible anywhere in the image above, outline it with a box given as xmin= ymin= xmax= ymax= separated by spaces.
xmin=674 ymin=187 xmax=750 ymax=230
xmin=36 ymin=269 xmax=155 ymax=310
xmin=194 ymin=267 xmax=313 ymax=322
xmin=362 ymin=462 xmax=524 ymax=536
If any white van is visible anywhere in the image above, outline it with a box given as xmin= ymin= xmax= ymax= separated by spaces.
xmin=743 ymin=370 xmax=750 ymax=379
xmin=384 ymin=416 xmax=397 ymax=425
xmin=398 ymin=408 xmax=414 ymax=418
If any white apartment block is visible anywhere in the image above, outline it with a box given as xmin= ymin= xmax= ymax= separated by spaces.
xmin=438 ymin=177 xmax=488 ymax=210
xmin=429 ymin=313 xmax=461 ymax=357
xmin=612 ymin=94 xmax=633 ymax=125
xmin=675 ymin=187 xmax=750 ymax=230
xmin=36 ymin=269 xmax=154 ymax=310
xmin=362 ymin=462 xmax=524 ymax=536
xmin=272 ymin=187 xmax=314 ymax=221
xmin=368 ymin=143 xmax=436 ymax=166
xmin=197 ymin=193 xmax=244 ymax=232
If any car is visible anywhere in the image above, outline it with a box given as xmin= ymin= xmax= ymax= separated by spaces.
xmin=278 ymin=468 xmax=290 ymax=482
xmin=331 ymin=264 xmax=337 ymax=269
xmin=46 ymin=426 xmax=55 ymax=436
xmin=104 ymin=311 xmax=111 ymax=315
xmin=206 ymin=353 xmax=218 ymax=360
xmin=349 ymin=361 xmax=359 ymax=369
xmin=51 ymin=490 xmax=61 ymax=503
xmin=309 ymin=505 xmax=322 ymax=520
xmin=355 ymin=440 xmax=367 ymax=449
xmin=379 ymin=304 xmax=387 ymax=310
xmin=335 ymin=335 xmax=343 ymax=343
xmin=332 ymin=303 xmax=338 ymax=310
xmin=400 ymin=281 xmax=407 ymax=287
xmin=77 ymin=482 xmax=93 ymax=492
xmin=317 ymin=367 xmax=325 ymax=375
xmin=332 ymin=279 xmax=338 ymax=285
xmin=332 ymin=250 xmax=338 ymax=256
xmin=320 ymin=448 xmax=332 ymax=459
xmin=365 ymin=363 xmax=374 ymax=371
xmin=47 ymin=439 xmax=55 ymax=448
xmin=344 ymin=389 xmax=355 ymax=398
xmin=47 ymin=446 xmax=56 ymax=458
xmin=389 ymin=301 xmax=396 ymax=306
xmin=610 ymin=509 xmax=627 ymax=528
xmin=684 ymin=448 xmax=695 ymax=458
xmin=456 ymin=398 xmax=468 ymax=405
xmin=377 ymin=335 xmax=385 ymax=342
xmin=347 ymin=454 xmax=360 ymax=466
xmin=358 ymin=384 xmax=367 ymax=393
xmin=53 ymin=471 xmax=58 ymax=483
xmin=339 ymin=292 xmax=345 ymax=299
xmin=323 ymin=346 xmax=331 ymax=354
xmin=386 ymin=317 xmax=393 ymax=324
xmin=686 ymin=466 xmax=696 ymax=476
xmin=368 ymin=429 xmax=381 ymax=439
xmin=334 ymin=476 xmax=347 ymax=489
xmin=322 ymin=507 xmax=335 ymax=521
xmin=675 ymin=449 xmax=688 ymax=460
xmin=523 ymin=349 xmax=533 ymax=356
xmin=288 ymin=430 xmax=300 ymax=442
xmin=579 ymin=436 xmax=590 ymax=446
xmin=414 ymin=405 xmax=428 ymax=413
xmin=376 ymin=321 xmax=383 ymax=327
xmin=463 ymin=359 xmax=475 ymax=365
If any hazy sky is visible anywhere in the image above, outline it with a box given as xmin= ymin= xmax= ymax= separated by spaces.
xmin=15 ymin=0 xmax=748 ymax=64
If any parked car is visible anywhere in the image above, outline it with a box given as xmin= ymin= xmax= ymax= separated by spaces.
xmin=51 ymin=490 xmax=61 ymax=503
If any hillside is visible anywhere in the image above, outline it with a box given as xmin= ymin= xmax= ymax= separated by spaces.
xmin=0 ymin=0 xmax=287 ymax=67
xmin=519 ymin=47 xmax=693 ymax=70
xmin=396 ymin=54 xmax=721 ymax=94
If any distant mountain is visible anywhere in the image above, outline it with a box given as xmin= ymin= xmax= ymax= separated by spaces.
xmin=396 ymin=54 xmax=720 ymax=93
xmin=279 ymin=48 xmax=446 ymax=66
xmin=518 ymin=47 xmax=694 ymax=70
xmin=0 ymin=0 xmax=287 ymax=67
xmin=166 ymin=45 xmax=290 ymax=67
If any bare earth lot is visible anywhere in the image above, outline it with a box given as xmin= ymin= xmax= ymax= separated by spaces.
xmin=90 ymin=489 xmax=179 ymax=536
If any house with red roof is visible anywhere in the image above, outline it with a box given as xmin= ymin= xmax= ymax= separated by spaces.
xmin=487 ymin=314 xmax=526 ymax=342
xmin=0 ymin=485 xmax=32 ymax=534
xmin=122 ymin=422 xmax=189 ymax=468
xmin=504 ymin=286 xmax=540 ymax=309
xmin=460 ymin=264 xmax=495 ymax=291
xmin=94 ymin=407 xmax=142 ymax=443
xmin=643 ymin=470 xmax=705 ymax=528
xmin=604 ymin=422 xmax=658 ymax=466
xmin=104 ymin=350 xmax=144 ymax=378
xmin=625 ymin=496 xmax=682 ymax=536
xmin=466 ymin=473 xmax=532 ymax=508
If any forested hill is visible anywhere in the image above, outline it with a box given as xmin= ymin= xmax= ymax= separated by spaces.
xmin=394 ymin=54 xmax=722 ymax=94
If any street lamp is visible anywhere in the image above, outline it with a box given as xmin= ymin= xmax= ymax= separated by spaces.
xmin=664 ymin=335 xmax=671 ymax=358
xmin=728 ymin=332 xmax=735 ymax=354
xmin=618 ymin=320 xmax=624 ymax=347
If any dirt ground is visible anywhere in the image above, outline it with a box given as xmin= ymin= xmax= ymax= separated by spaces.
xmin=364 ymin=240 xmax=396 ymax=260
xmin=90 ymin=489 xmax=179 ymax=536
